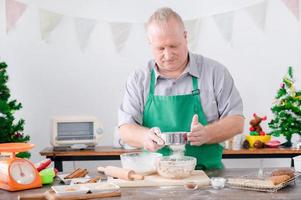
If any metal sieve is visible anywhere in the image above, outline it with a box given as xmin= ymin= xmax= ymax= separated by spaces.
xmin=159 ymin=132 xmax=188 ymax=145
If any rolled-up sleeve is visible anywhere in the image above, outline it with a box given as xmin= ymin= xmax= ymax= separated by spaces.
xmin=214 ymin=67 xmax=243 ymax=118
xmin=118 ymin=71 xmax=144 ymax=127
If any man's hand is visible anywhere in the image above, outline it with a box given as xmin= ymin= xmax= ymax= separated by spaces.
xmin=142 ymin=127 xmax=165 ymax=152
xmin=188 ymin=114 xmax=212 ymax=146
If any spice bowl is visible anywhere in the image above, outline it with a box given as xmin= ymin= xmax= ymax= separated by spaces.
xmin=184 ymin=181 xmax=198 ymax=190
xmin=210 ymin=177 xmax=226 ymax=189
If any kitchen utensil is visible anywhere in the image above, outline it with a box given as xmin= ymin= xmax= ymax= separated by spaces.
xmin=120 ymin=152 xmax=162 ymax=175
xmin=156 ymin=156 xmax=196 ymax=179
xmin=18 ymin=190 xmax=121 ymax=200
xmin=97 ymin=166 xmax=144 ymax=180
xmin=108 ymin=170 xmax=210 ymax=187
xmin=0 ymin=143 xmax=42 ymax=191
xmin=227 ymin=170 xmax=301 ymax=193
xmin=159 ymin=132 xmax=188 ymax=145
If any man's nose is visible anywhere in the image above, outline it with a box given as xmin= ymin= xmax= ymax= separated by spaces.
xmin=163 ymin=49 xmax=173 ymax=60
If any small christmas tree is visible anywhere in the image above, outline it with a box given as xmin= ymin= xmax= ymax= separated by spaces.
xmin=0 ymin=61 xmax=30 ymax=157
xmin=268 ymin=66 xmax=301 ymax=147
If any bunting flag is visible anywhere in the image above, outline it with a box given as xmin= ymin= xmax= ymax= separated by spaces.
xmin=245 ymin=1 xmax=268 ymax=31
xmin=109 ymin=22 xmax=132 ymax=53
xmin=213 ymin=12 xmax=235 ymax=43
xmin=74 ymin=18 xmax=97 ymax=50
xmin=5 ymin=0 xmax=27 ymax=33
xmin=4 ymin=0 xmax=301 ymax=50
xmin=282 ymin=0 xmax=300 ymax=20
xmin=39 ymin=9 xmax=63 ymax=40
xmin=184 ymin=19 xmax=201 ymax=52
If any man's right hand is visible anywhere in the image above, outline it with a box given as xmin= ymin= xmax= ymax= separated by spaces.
xmin=142 ymin=127 xmax=165 ymax=152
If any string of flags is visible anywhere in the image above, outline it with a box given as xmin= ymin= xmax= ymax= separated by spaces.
xmin=5 ymin=0 xmax=300 ymax=52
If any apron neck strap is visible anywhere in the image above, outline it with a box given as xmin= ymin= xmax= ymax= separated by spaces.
xmin=150 ymin=69 xmax=156 ymax=96
xmin=192 ymin=76 xmax=199 ymax=94
xmin=150 ymin=68 xmax=200 ymax=96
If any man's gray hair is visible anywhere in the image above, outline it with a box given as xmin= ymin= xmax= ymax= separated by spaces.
xmin=146 ymin=7 xmax=184 ymax=30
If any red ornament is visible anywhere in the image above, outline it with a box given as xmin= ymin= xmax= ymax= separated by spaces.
xmin=14 ymin=132 xmax=22 ymax=138
xmin=280 ymin=83 xmax=285 ymax=88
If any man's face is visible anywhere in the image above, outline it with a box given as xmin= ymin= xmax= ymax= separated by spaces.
xmin=147 ymin=18 xmax=188 ymax=74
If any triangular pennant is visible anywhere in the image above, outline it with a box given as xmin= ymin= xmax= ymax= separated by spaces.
xmin=245 ymin=1 xmax=268 ymax=30
xmin=74 ymin=18 xmax=97 ymax=50
xmin=5 ymin=0 xmax=27 ymax=33
xmin=109 ymin=22 xmax=132 ymax=53
xmin=213 ymin=12 xmax=235 ymax=43
xmin=184 ymin=19 xmax=201 ymax=52
xmin=282 ymin=0 xmax=300 ymax=20
xmin=39 ymin=9 xmax=63 ymax=40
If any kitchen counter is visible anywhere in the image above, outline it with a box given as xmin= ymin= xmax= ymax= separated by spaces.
xmin=1 ymin=168 xmax=300 ymax=200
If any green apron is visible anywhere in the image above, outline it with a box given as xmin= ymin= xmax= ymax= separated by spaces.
xmin=142 ymin=69 xmax=223 ymax=170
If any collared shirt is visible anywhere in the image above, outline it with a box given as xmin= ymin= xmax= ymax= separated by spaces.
xmin=118 ymin=52 xmax=243 ymax=127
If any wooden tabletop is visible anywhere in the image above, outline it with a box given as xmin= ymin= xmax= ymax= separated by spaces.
xmin=224 ymin=148 xmax=301 ymax=155
xmin=2 ymin=168 xmax=301 ymax=200
xmin=40 ymin=146 xmax=301 ymax=157
xmin=40 ymin=146 xmax=141 ymax=156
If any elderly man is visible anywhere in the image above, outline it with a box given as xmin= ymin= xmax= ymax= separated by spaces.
xmin=118 ymin=7 xmax=244 ymax=169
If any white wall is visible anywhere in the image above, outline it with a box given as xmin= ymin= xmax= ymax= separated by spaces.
xmin=0 ymin=0 xmax=300 ymax=170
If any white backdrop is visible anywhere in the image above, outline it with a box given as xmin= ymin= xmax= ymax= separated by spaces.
xmin=0 ymin=0 xmax=301 ymax=170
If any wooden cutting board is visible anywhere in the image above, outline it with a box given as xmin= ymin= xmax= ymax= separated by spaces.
xmin=108 ymin=170 xmax=210 ymax=187
xmin=18 ymin=190 xmax=121 ymax=200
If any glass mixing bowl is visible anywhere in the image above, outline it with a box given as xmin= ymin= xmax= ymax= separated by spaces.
xmin=156 ymin=156 xmax=196 ymax=179
xmin=120 ymin=152 xmax=162 ymax=175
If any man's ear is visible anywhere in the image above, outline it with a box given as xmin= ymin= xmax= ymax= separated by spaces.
xmin=147 ymin=36 xmax=152 ymax=45
xmin=146 ymin=31 xmax=153 ymax=45
xmin=184 ymin=31 xmax=188 ymax=42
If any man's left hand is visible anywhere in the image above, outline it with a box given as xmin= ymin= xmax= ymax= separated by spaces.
xmin=188 ymin=114 xmax=212 ymax=146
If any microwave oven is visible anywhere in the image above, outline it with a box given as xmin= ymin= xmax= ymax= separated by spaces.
xmin=51 ymin=116 xmax=103 ymax=149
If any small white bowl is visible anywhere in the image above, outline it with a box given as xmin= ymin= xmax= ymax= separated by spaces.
xmin=293 ymin=155 xmax=301 ymax=172
xmin=184 ymin=181 xmax=198 ymax=190
xmin=210 ymin=177 xmax=226 ymax=189
xmin=52 ymin=185 xmax=89 ymax=197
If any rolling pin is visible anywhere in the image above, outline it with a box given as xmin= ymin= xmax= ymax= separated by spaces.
xmin=97 ymin=166 xmax=144 ymax=181
xmin=18 ymin=190 xmax=121 ymax=200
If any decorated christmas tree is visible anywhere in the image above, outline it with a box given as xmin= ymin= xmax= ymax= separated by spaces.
xmin=268 ymin=66 xmax=301 ymax=147
xmin=0 ymin=61 xmax=30 ymax=157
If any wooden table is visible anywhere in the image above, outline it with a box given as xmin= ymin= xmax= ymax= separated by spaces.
xmin=40 ymin=146 xmax=301 ymax=171
xmin=2 ymin=168 xmax=301 ymax=200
